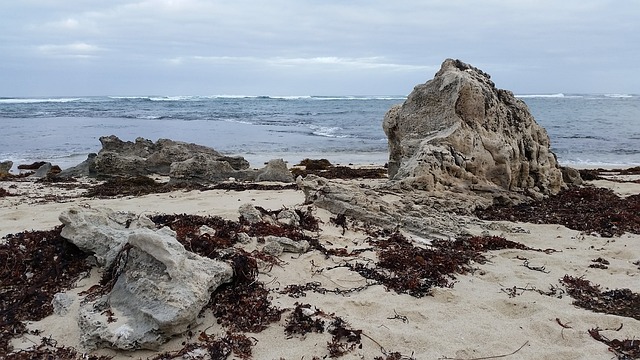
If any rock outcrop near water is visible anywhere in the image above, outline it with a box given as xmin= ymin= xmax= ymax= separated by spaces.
xmin=61 ymin=135 xmax=293 ymax=183
xmin=383 ymin=59 xmax=565 ymax=200
xmin=95 ymin=135 xmax=250 ymax=177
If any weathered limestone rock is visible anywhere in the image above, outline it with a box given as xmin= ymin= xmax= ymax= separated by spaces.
xmin=297 ymin=175 xmax=483 ymax=240
xmin=169 ymin=154 xmax=245 ymax=183
xmin=60 ymin=207 xmax=233 ymax=350
xmin=0 ymin=161 xmax=12 ymax=175
xmin=264 ymin=235 xmax=309 ymax=253
xmin=52 ymin=292 xmax=74 ymax=316
xmin=255 ymin=159 xmax=294 ymax=183
xmin=276 ymin=209 xmax=300 ymax=226
xmin=31 ymin=162 xmax=53 ymax=178
xmin=59 ymin=207 xmax=147 ymax=267
xmin=383 ymin=59 xmax=565 ymax=199
xmin=61 ymin=135 xmax=295 ymax=183
xmin=93 ymin=135 xmax=249 ymax=177
xmin=238 ymin=203 xmax=266 ymax=224
xmin=57 ymin=153 xmax=97 ymax=177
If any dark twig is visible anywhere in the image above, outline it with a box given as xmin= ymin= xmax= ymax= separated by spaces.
xmin=522 ymin=260 xmax=550 ymax=273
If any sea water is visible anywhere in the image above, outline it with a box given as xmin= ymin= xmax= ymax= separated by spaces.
xmin=0 ymin=94 xmax=638 ymax=171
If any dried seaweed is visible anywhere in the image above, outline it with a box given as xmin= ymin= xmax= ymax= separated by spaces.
xmin=580 ymin=166 xmax=640 ymax=183
xmin=284 ymin=303 xmax=325 ymax=337
xmin=84 ymin=176 xmax=204 ymax=198
xmin=149 ymin=331 xmax=253 ymax=360
xmin=588 ymin=328 xmax=640 ymax=360
xmin=347 ymin=233 xmax=543 ymax=297
xmin=296 ymin=158 xmax=334 ymax=170
xmin=0 ymin=187 xmax=12 ymax=197
xmin=0 ymin=227 xmax=92 ymax=353
xmin=149 ymin=213 xmax=243 ymax=257
xmin=210 ymin=182 xmax=297 ymax=191
xmin=5 ymin=336 xmax=112 ymax=360
xmin=280 ymin=281 xmax=373 ymax=298
xmin=291 ymin=159 xmax=387 ymax=179
xmin=561 ymin=275 xmax=640 ymax=320
xmin=327 ymin=317 xmax=362 ymax=357
xmin=209 ymin=281 xmax=283 ymax=333
xmin=589 ymin=257 xmax=610 ymax=269
xmin=296 ymin=206 xmax=321 ymax=232
xmin=477 ymin=187 xmax=640 ymax=237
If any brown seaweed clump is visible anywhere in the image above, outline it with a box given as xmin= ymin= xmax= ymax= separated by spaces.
xmin=561 ymin=275 xmax=639 ymax=321
xmin=476 ymin=187 xmax=640 ymax=237
xmin=84 ymin=176 xmax=200 ymax=198
xmin=579 ymin=166 xmax=640 ymax=183
xmin=561 ymin=276 xmax=640 ymax=359
xmin=149 ymin=332 xmax=253 ymax=360
xmin=0 ymin=227 xmax=92 ymax=354
xmin=0 ymin=187 xmax=11 ymax=197
xmin=588 ymin=328 xmax=640 ymax=360
xmin=84 ymin=175 xmax=298 ymax=198
xmin=347 ymin=233 xmax=542 ymax=298
xmin=292 ymin=158 xmax=387 ymax=179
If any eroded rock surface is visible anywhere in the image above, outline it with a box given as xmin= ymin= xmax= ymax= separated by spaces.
xmin=59 ymin=206 xmax=233 ymax=350
xmin=62 ymin=135 xmax=294 ymax=183
xmin=297 ymin=175 xmax=484 ymax=240
xmin=383 ymin=59 xmax=566 ymax=200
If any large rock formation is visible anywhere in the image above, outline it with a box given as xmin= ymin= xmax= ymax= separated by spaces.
xmin=94 ymin=135 xmax=250 ymax=176
xmin=59 ymin=207 xmax=233 ymax=350
xmin=61 ymin=135 xmax=294 ymax=183
xmin=383 ymin=59 xmax=565 ymax=199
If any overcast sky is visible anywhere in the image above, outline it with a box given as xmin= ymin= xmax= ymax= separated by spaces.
xmin=1 ymin=1 xmax=638 ymax=96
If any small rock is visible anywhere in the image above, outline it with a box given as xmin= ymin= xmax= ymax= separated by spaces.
xmin=262 ymin=241 xmax=284 ymax=256
xmin=52 ymin=292 xmax=74 ymax=316
xmin=276 ymin=209 xmax=300 ymax=227
xmin=265 ymin=235 xmax=309 ymax=253
xmin=238 ymin=203 xmax=264 ymax=224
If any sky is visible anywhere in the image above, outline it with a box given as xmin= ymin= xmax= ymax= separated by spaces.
xmin=1 ymin=1 xmax=638 ymax=97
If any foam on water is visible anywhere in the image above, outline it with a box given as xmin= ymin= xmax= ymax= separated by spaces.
xmin=1 ymin=94 xmax=638 ymax=170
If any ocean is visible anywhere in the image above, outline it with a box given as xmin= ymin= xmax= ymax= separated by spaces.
xmin=0 ymin=94 xmax=638 ymax=171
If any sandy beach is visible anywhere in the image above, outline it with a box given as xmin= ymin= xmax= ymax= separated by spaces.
xmin=1 ymin=165 xmax=639 ymax=360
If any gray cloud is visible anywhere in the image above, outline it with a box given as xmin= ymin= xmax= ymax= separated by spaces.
xmin=1 ymin=0 xmax=638 ymax=96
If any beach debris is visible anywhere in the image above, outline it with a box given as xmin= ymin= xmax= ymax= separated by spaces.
xmin=292 ymin=158 xmax=387 ymax=179
xmin=588 ymin=328 xmax=640 ymax=360
xmin=82 ymin=175 xmax=297 ymax=199
xmin=148 ymin=331 xmax=254 ymax=360
xmin=284 ymin=303 xmax=326 ymax=337
xmin=579 ymin=166 xmax=640 ymax=183
xmin=0 ymin=227 xmax=92 ymax=354
xmin=561 ymin=275 xmax=639 ymax=321
xmin=0 ymin=186 xmax=12 ymax=197
xmin=383 ymin=58 xmax=565 ymax=202
xmin=589 ymin=257 xmax=610 ymax=269
xmin=477 ymin=186 xmax=640 ymax=237
xmin=352 ymin=233 xmax=544 ymax=297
